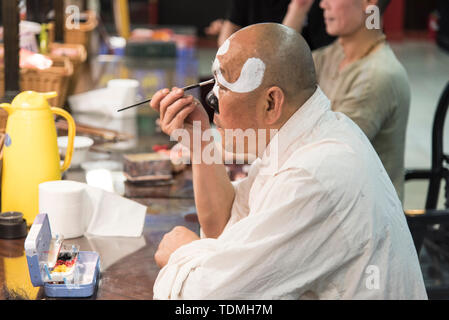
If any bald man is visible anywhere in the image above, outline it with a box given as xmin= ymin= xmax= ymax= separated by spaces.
xmin=150 ymin=23 xmax=427 ymax=299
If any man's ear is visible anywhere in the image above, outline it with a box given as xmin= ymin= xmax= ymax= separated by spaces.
xmin=263 ymin=86 xmax=284 ymax=126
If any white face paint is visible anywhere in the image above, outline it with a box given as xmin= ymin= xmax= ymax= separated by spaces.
xmin=212 ymin=82 xmax=220 ymax=99
xmin=215 ymin=58 xmax=265 ymax=93
xmin=217 ymin=39 xmax=230 ymax=56
xmin=211 ymin=38 xmax=266 ymax=97
xmin=212 ymin=58 xmax=221 ymax=99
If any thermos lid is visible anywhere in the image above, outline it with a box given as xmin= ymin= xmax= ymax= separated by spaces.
xmin=10 ymin=91 xmax=58 ymax=110
xmin=0 ymin=211 xmax=28 ymax=239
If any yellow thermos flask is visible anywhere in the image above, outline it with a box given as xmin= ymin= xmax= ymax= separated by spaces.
xmin=0 ymin=91 xmax=76 ymax=225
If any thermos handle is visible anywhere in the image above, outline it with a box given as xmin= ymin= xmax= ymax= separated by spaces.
xmin=0 ymin=131 xmax=5 ymax=161
xmin=0 ymin=103 xmax=11 ymax=161
xmin=51 ymin=107 xmax=76 ymax=172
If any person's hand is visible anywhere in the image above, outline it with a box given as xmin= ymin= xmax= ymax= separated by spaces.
xmin=283 ymin=0 xmax=315 ymax=32
xmin=154 ymin=226 xmax=200 ymax=268
xmin=290 ymin=0 xmax=314 ymax=12
xmin=205 ymin=19 xmax=224 ymax=36
xmin=150 ymin=87 xmax=211 ymax=147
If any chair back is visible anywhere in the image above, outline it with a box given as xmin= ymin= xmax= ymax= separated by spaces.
xmin=426 ymin=81 xmax=449 ymax=209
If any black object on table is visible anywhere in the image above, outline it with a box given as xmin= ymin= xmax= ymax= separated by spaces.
xmin=0 ymin=212 xmax=27 ymax=239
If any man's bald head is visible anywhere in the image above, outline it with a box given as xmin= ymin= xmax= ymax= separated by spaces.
xmin=217 ymin=23 xmax=317 ymax=106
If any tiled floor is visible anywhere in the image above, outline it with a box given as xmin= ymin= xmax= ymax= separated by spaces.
xmin=198 ymin=40 xmax=449 ymax=211
xmin=391 ymin=40 xmax=449 ymax=210
xmin=390 ymin=41 xmax=449 ymax=299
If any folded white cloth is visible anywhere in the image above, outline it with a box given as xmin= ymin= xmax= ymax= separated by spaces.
xmin=68 ymin=88 xmax=136 ymax=118
xmin=39 ymin=180 xmax=146 ymax=238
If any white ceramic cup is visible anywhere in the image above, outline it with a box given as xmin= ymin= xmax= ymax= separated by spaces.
xmin=58 ymin=136 xmax=94 ymax=168
xmin=39 ymin=181 xmax=86 ymax=239
xmin=107 ymin=79 xmax=140 ymax=118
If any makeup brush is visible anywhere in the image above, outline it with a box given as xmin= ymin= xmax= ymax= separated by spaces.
xmin=116 ymin=78 xmax=215 ymax=112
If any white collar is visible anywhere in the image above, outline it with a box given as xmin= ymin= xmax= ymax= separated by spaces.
xmin=258 ymin=86 xmax=331 ymax=176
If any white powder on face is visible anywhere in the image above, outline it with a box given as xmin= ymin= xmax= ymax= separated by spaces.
xmin=211 ymin=38 xmax=266 ymax=95
xmin=212 ymin=82 xmax=220 ymax=99
xmin=216 ymin=57 xmax=266 ymax=93
xmin=217 ymin=39 xmax=230 ymax=56
xmin=212 ymin=58 xmax=220 ymax=99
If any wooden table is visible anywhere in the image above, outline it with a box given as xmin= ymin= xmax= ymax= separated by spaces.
xmin=0 ymin=197 xmax=199 ymax=300
xmin=0 ymin=53 xmax=201 ymax=300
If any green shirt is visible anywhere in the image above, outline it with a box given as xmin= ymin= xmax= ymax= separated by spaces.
xmin=313 ymin=41 xmax=411 ymax=202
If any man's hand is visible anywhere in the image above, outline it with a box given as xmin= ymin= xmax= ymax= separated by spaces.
xmin=154 ymin=226 xmax=200 ymax=268
xmin=150 ymin=88 xmax=234 ymax=240
xmin=205 ymin=19 xmax=224 ymax=36
xmin=289 ymin=0 xmax=315 ymax=13
xmin=283 ymin=0 xmax=315 ymax=32
xmin=150 ymin=87 xmax=210 ymax=139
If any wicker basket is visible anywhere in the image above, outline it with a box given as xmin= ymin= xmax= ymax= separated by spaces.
xmin=0 ymin=133 xmax=4 ymax=182
xmin=48 ymin=43 xmax=86 ymax=96
xmin=66 ymin=10 xmax=98 ymax=49
xmin=0 ymin=52 xmax=74 ymax=108
xmin=0 ymin=110 xmax=7 ymax=133
xmin=49 ymin=10 xmax=98 ymax=54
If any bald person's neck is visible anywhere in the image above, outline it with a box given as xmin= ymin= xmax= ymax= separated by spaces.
xmin=276 ymin=85 xmax=317 ymax=130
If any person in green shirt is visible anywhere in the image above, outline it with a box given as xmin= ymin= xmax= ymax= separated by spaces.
xmin=301 ymin=0 xmax=409 ymax=202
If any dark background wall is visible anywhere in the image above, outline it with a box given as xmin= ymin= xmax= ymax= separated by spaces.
xmin=99 ymin=0 xmax=443 ymax=35
xmin=98 ymin=0 xmax=230 ymax=36
xmin=157 ymin=0 xmax=230 ymax=35
xmin=404 ymin=0 xmax=438 ymax=30
xmin=437 ymin=0 xmax=449 ymax=51
xmin=0 ymin=0 xmax=445 ymax=36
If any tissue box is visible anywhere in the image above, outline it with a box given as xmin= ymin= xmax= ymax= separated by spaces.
xmin=25 ymin=214 xmax=100 ymax=298
xmin=123 ymin=153 xmax=173 ymax=181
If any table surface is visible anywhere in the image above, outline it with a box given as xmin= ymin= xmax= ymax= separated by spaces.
xmin=0 ymin=53 xmax=201 ymax=300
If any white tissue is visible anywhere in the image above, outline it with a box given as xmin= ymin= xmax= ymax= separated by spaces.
xmin=38 ymin=181 xmax=85 ymax=239
xmin=39 ymin=180 xmax=147 ymax=239
xmin=68 ymin=79 xmax=140 ymax=119
xmin=68 ymin=88 xmax=135 ymax=118
xmin=85 ymin=169 xmax=115 ymax=192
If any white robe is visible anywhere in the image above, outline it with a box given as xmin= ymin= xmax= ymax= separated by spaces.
xmin=153 ymin=87 xmax=428 ymax=300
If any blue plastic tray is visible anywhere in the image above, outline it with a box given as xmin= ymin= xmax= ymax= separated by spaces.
xmin=25 ymin=214 xmax=100 ymax=298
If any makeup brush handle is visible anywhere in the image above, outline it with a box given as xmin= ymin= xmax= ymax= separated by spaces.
xmin=117 ymin=78 xmax=215 ymax=112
